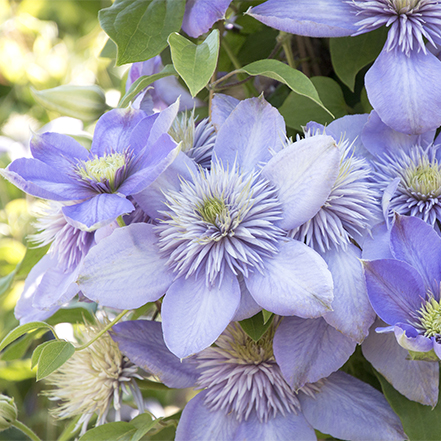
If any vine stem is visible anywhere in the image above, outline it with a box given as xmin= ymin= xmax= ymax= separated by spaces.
xmin=75 ymin=309 xmax=129 ymax=352
xmin=12 ymin=420 xmax=42 ymax=441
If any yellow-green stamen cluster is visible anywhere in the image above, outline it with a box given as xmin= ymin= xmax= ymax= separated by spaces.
xmin=197 ymin=197 xmax=228 ymax=226
xmin=76 ymin=152 xmax=126 ymax=190
xmin=418 ymin=297 xmax=441 ymax=337
xmin=403 ymin=157 xmax=441 ymax=199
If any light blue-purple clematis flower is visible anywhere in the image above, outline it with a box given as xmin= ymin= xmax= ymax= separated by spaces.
xmin=110 ymin=318 xmax=405 ymax=440
xmin=0 ymin=104 xmax=180 ymax=231
xmin=77 ymin=96 xmax=340 ymax=358
xmin=359 ymin=110 xmax=439 ymax=260
xmin=362 ymin=214 xmax=441 ymax=406
xmin=287 ymin=116 xmax=380 ymax=343
xmin=248 ymin=0 xmax=441 ymax=135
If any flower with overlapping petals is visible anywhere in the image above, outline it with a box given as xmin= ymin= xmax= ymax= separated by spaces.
xmin=362 ymin=214 xmax=441 ymax=406
xmin=248 ymin=0 xmax=441 ymax=135
xmin=77 ymin=96 xmax=340 ymax=358
xmin=0 ymin=103 xmax=180 ymax=231
xmin=110 ymin=318 xmax=405 ymax=440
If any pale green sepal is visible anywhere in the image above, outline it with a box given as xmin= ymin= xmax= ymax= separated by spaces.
xmin=31 ymin=85 xmax=107 ymax=122
xmin=407 ymin=349 xmax=439 ymax=362
xmin=0 ymin=395 xmax=17 ymax=431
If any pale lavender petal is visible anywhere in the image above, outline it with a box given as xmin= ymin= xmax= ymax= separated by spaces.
xmin=234 ymin=411 xmax=316 ymax=441
xmin=145 ymin=98 xmax=180 ymax=147
xmin=154 ymin=76 xmax=203 ymax=111
xmin=176 ymin=391 xmax=240 ymax=441
xmin=299 ymin=371 xmax=406 ymax=440
xmin=322 ymin=244 xmax=376 ymax=343
xmin=90 ymin=108 xmax=147 ymax=156
xmin=248 ymin=0 xmax=358 ymax=37
xmin=362 ymin=318 xmax=439 ymax=406
xmin=365 ymin=48 xmax=441 ymax=134
xmin=213 ymin=96 xmax=286 ymax=173
xmin=111 ymin=320 xmax=199 ymax=388
xmin=32 ymin=264 xmax=80 ymax=310
xmin=30 ymin=132 xmax=89 ymax=172
xmin=77 ymin=223 xmax=174 ymax=309
xmin=361 ymin=222 xmax=393 ymax=260
xmin=307 ymin=113 xmax=370 ymax=157
xmin=363 ymin=258 xmax=426 ymax=325
xmin=162 ymin=268 xmax=241 ymax=358
xmin=231 ymin=275 xmax=262 ymax=321
xmin=3 ymin=159 xmax=92 ymax=200
xmin=182 ymin=0 xmax=231 ymax=38
xmin=390 ymin=214 xmax=441 ymax=293
xmin=246 ymin=239 xmax=334 ymax=317
xmin=394 ymin=323 xmax=433 ymax=352
xmin=62 ymin=193 xmax=135 ymax=231
xmin=261 ymin=135 xmax=339 ymax=231
xmin=15 ymin=255 xmax=60 ymax=324
xmin=274 ymin=316 xmax=356 ymax=390
xmin=132 ymin=152 xmax=198 ymax=220
xmin=434 ymin=339 xmax=441 ymax=360
xmin=361 ymin=111 xmax=436 ymax=157
xmin=118 ymin=133 xmax=179 ymax=196
xmin=211 ymin=93 xmax=240 ymax=132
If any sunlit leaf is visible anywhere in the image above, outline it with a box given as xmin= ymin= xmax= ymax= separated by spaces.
xmin=99 ymin=0 xmax=185 ymax=66
xmin=237 ymin=59 xmax=332 ymax=116
xmin=79 ymin=421 xmax=136 ymax=441
xmin=36 ymin=340 xmax=75 ymax=381
xmin=168 ymin=30 xmax=219 ymax=97
xmin=0 ymin=322 xmax=53 ymax=352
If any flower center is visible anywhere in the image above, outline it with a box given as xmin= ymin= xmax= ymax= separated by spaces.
xmin=76 ymin=152 xmax=127 ymax=191
xmin=195 ymin=322 xmax=302 ymax=423
xmin=403 ymin=158 xmax=441 ymax=198
xmin=418 ymin=296 xmax=441 ymax=337
xmin=156 ymin=162 xmax=284 ymax=285
xmin=198 ymin=197 xmax=227 ymax=225
xmin=390 ymin=0 xmax=420 ymax=12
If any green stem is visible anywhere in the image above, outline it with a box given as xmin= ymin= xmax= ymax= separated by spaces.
xmin=75 ymin=309 xmax=129 ymax=351
xmin=222 ymin=40 xmax=258 ymax=97
xmin=12 ymin=420 xmax=42 ymax=441
xmin=277 ymin=32 xmax=295 ymax=69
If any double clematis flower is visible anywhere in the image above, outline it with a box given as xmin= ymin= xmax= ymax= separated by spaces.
xmin=0 ymin=103 xmax=180 ymax=231
xmin=362 ymin=214 xmax=441 ymax=406
xmin=110 ymin=317 xmax=405 ymax=440
xmin=248 ymin=0 xmax=441 ymax=135
xmin=77 ymin=96 xmax=340 ymax=358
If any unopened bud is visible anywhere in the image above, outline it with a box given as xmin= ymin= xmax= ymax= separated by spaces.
xmin=31 ymin=85 xmax=108 ymax=122
xmin=0 ymin=394 xmax=17 ymax=431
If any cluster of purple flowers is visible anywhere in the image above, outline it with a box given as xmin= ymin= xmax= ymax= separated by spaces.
xmin=5 ymin=1 xmax=441 ymax=438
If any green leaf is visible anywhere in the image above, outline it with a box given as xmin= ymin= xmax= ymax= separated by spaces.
xmin=46 ymin=306 xmax=95 ymax=326
xmin=239 ymin=311 xmax=273 ymax=342
xmin=36 ymin=340 xmax=75 ymax=381
xmin=279 ymin=76 xmax=348 ymax=131
xmin=1 ymin=331 xmax=42 ymax=361
xmin=330 ymin=26 xmax=387 ymax=92
xmin=119 ymin=64 xmax=177 ymax=108
xmin=31 ymin=341 xmax=53 ymax=369
xmin=99 ymin=0 xmax=185 ymax=66
xmin=79 ymin=421 xmax=137 ymax=441
xmin=16 ymin=244 xmax=49 ymax=278
xmin=100 ymin=38 xmax=117 ymax=59
xmin=168 ymin=29 xmax=220 ymax=97
xmin=377 ymin=371 xmax=441 ymax=440
xmin=130 ymin=413 xmax=161 ymax=441
xmin=0 ymin=270 xmax=16 ymax=297
xmin=0 ymin=322 xmax=53 ymax=352
xmin=237 ymin=59 xmax=332 ymax=116
xmin=57 ymin=415 xmax=82 ymax=441
xmin=262 ymin=309 xmax=273 ymax=325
